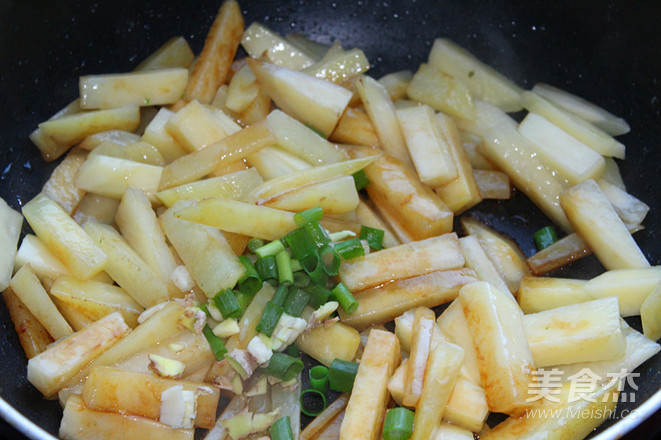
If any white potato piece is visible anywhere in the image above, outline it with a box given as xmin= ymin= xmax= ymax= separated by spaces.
xmin=135 ymin=36 xmax=195 ymax=71
xmin=39 ymin=106 xmax=140 ymax=147
xmin=225 ymin=63 xmax=259 ymax=113
xmin=517 ymin=277 xmax=590 ymax=314
xmin=304 ymin=48 xmax=370 ymax=84
xmin=428 ymin=38 xmax=523 ymax=112
xmin=524 ymin=297 xmax=625 ymax=367
xmin=75 ymin=154 xmax=163 ymax=202
xmin=79 ymin=129 xmax=141 ymax=151
xmin=83 ymin=222 xmax=169 ymax=308
xmin=355 ymin=75 xmax=412 ymax=167
xmin=246 ymin=146 xmax=312 ymax=179
xmin=141 ymin=108 xmax=188 ymax=162
xmin=339 ymin=232 xmax=464 ymax=291
xmin=30 ymin=100 xmax=83 ymax=161
xmin=42 ymin=147 xmax=87 ymax=214
xmin=442 ymin=377 xmax=490 ymax=432
xmin=458 ymin=235 xmax=509 ymax=295
xmin=521 ymin=91 xmax=625 ymax=159
xmin=584 ymin=267 xmax=661 ymax=317
xmin=60 ymin=395 xmax=193 ymax=440
xmin=532 ymin=83 xmax=630 ymax=136
xmin=261 ymin=175 xmax=359 ymax=215
xmin=3 ymin=287 xmax=54 ymax=359
xmin=22 ymin=193 xmax=107 ymax=280
xmin=460 ymin=282 xmax=535 ymax=416
xmin=10 ymin=265 xmax=73 ymax=340
xmin=73 ymin=194 xmax=120 ymax=226
xmin=406 ymin=63 xmax=475 ymax=120
xmin=472 ymin=170 xmax=511 ymax=199
xmin=13 ymin=234 xmax=69 ymax=286
xmin=160 ymin=203 xmax=244 ymax=297
xmin=560 ymin=179 xmax=649 ymax=270
xmin=403 ymin=308 xmax=435 ymax=407
xmin=241 ymin=22 xmax=315 ymax=70
xmin=266 ymin=109 xmax=346 ymax=165
xmin=526 ymin=233 xmax=591 ymax=276
xmin=437 ymin=299 xmax=482 ymax=385
xmin=378 ymin=70 xmax=413 ymax=101
xmin=27 ymin=312 xmax=129 ymax=398
xmin=397 ymin=105 xmax=457 ymax=187
xmin=80 ymin=68 xmax=188 ymax=109
xmin=330 ymin=107 xmax=380 ymax=147
xmin=597 ymin=178 xmax=650 ymax=228
xmin=156 ymin=168 xmax=263 ymax=207
xmin=518 ymin=112 xmax=606 ymax=184
xmin=0 ymin=197 xmax=22 ymax=291
xmin=641 ymin=284 xmax=661 ymax=341
xmin=166 ymin=100 xmax=240 ymax=152
xmin=285 ymin=33 xmax=329 ymax=61
xmin=297 ymin=321 xmax=361 ymax=367
xmin=602 ymin=156 xmax=626 ymax=190
xmin=248 ymin=59 xmax=352 ymax=137
xmin=432 ymin=423 xmax=474 ymax=440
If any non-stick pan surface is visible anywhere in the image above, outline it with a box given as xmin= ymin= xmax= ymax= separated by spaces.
xmin=1 ymin=1 xmax=660 ymax=439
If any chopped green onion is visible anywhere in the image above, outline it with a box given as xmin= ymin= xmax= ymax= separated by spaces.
xmin=329 ymin=358 xmax=359 ymax=393
xmin=276 ymin=250 xmax=294 ymax=285
xmin=284 ymin=227 xmax=316 ymax=260
xmin=309 ymin=365 xmax=329 ymax=393
xmin=265 ymin=352 xmax=304 ymax=381
xmin=534 ymin=226 xmax=559 ymax=251
xmin=304 ymin=221 xmax=331 ymax=248
xmin=283 ymin=287 xmax=310 ymax=317
xmin=307 ymin=284 xmax=332 ymax=308
xmin=213 ymin=288 xmax=242 ymax=319
xmin=300 ymin=388 xmax=327 ymax=416
xmin=272 ymin=284 xmax=289 ymax=307
xmin=331 ymin=282 xmax=359 ymax=315
xmin=334 ymin=237 xmax=365 ymax=260
xmin=328 ymin=230 xmax=356 ymax=242
xmin=286 ymin=343 xmax=300 ymax=357
xmin=293 ymin=271 xmax=311 ymax=288
xmin=291 ymin=258 xmax=303 ymax=272
xmin=270 ymin=416 xmax=294 ymax=440
xmin=352 ymin=169 xmax=370 ymax=190
xmin=382 ymin=407 xmax=415 ymax=440
xmin=256 ymin=239 xmax=286 ymax=258
xmin=234 ymin=290 xmax=254 ymax=311
xmin=247 ymin=237 xmax=266 ymax=254
xmin=294 ymin=207 xmax=324 ymax=226
xmin=320 ymin=244 xmax=340 ymax=276
xmin=238 ymin=256 xmax=262 ymax=295
xmin=302 ymin=252 xmax=329 ymax=286
xmin=256 ymin=301 xmax=284 ymax=337
xmin=202 ymin=325 xmax=227 ymax=360
xmin=255 ymin=255 xmax=278 ymax=281
xmin=360 ymin=225 xmax=385 ymax=251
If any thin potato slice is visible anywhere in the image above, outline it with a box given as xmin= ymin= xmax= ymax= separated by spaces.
xmin=247 ymin=146 xmax=312 ymax=180
xmin=261 ymin=175 xmax=359 ymax=215
xmin=301 ymin=394 xmax=349 ymax=440
xmin=339 ymin=329 xmax=400 ymax=440
xmin=403 ymin=307 xmax=435 ymax=407
xmin=597 ymin=178 xmax=650 ymax=228
xmin=458 ymin=235 xmax=509 ymax=294
xmin=3 ymin=287 xmax=54 ymax=359
xmin=22 ymin=193 xmax=107 ymax=280
xmin=560 ymin=179 xmax=649 ymax=270
xmin=526 ymin=233 xmax=591 ymax=276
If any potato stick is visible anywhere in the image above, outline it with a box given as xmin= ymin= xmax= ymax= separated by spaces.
xmin=82 ymin=366 xmax=219 ymax=429
xmin=116 ymin=189 xmax=180 ymax=298
xmin=238 ymin=283 xmax=276 ymax=347
xmin=141 ymin=108 xmax=188 ymax=163
xmin=339 ymin=329 xmax=400 ymax=440
xmin=354 ymin=75 xmax=412 ymax=167
xmin=72 ymin=193 xmax=120 ymax=226
xmin=250 ymin=155 xmax=378 ymax=202
xmin=301 ymin=394 xmax=349 ymax=440
xmin=437 ymin=299 xmax=481 ymax=386
xmin=248 ymin=59 xmax=353 ymax=137
xmin=266 ymin=109 xmax=346 ymax=165
xmin=406 ymin=63 xmax=475 ymax=120
xmin=473 ymin=169 xmax=511 ymax=199
xmin=560 ymin=179 xmax=649 ymax=269
xmin=0 ymin=198 xmax=22 ymax=291
xmin=84 ymin=222 xmax=169 ymax=308
xmin=297 ymin=322 xmax=361 ymax=367
xmin=597 ymin=178 xmax=650 ymax=228
xmin=479 ymin=383 xmax=618 ymax=440
xmin=50 ymin=276 xmax=143 ymax=328
xmin=458 ymin=236 xmax=509 ymax=295
xmin=304 ymin=48 xmax=370 ymax=85
xmin=461 ymin=217 xmax=530 ymax=294
xmin=236 ymin=85 xmax=271 ymax=125
xmin=459 ymin=282 xmax=535 ymax=416
xmin=135 ymin=36 xmax=195 ymax=71
xmin=330 ymin=107 xmax=380 ymax=147
xmin=27 ymin=312 xmax=129 ymax=398
xmin=160 ymin=203 xmax=244 ymax=297
xmin=432 ymin=423 xmax=474 ymax=440
xmin=159 ymin=120 xmax=274 ymax=190
xmin=411 ymin=341 xmax=465 ymax=440
xmin=183 ymin=0 xmax=243 ymax=104
xmin=246 ymin=146 xmax=312 ymax=180
xmin=602 ymin=156 xmax=626 ymax=189
xmin=166 ymin=100 xmax=241 ymax=152
xmin=403 ymin=307 xmax=435 ymax=407
xmin=364 ymin=153 xmax=453 ymax=240
xmin=585 ymin=267 xmax=661 ymax=317
xmin=354 ymin=199 xmax=400 ymax=248
xmin=122 ymin=141 xmax=166 ymax=166
xmin=339 ymin=232 xmax=463 ymax=292
xmin=79 ymin=129 xmax=141 ymax=150
xmin=526 ymin=233 xmax=591 ymax=276
xmin=262 ymin=175 xmax=359 ymax=215
xmin=225 ymin=63 xmax=259 ymax=113
xmin=41 ymin=147 xmax=87 ymax=214
xmin=29 ymin=100 xmax=83 ymax=161
xmin=642 ymin=284 xmax=661 ymax=341
xmin=461 ymin=133 xmax=494 ymax=171
xmin=175 ymin=198 xmax=297 ymax=241
xmin=378 ymin=70 xmax=413 ymax=101
xmin=522 ymin=91 xmax=625 ymax=159
xmin=368 ymin=196 xmax=416 ymax=244
xmin=3 ymin=287 xmax=54 ymax=359
xmin=60 ymin=395 xmax=194 ymax=440
xmin=339 ymin=269 xmax=477 ymax=330
xmin=517 ymin=277 xmax=590 ymax=314
xmin=285 ymin=33 xmax=330 ymax=61
xmin=433 ymin=112 xmax=482 ymax=213
xmin=22 ymin=193 xmax=107 ymax=280
xmin=54 ymin=297 xmax=96 ymax=332
xmin=203 ymin=395 xmax=248 ymax=440
xmin=241 ymin=22 xmax=315 ymax=70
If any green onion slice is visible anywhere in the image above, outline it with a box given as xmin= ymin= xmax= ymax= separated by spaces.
xmin=294 ymin=206 xmax=324 ymax=226
xmin=255 ymin=239 xmax=286 ymax=258
xmin=300 ymin=388 xmax=327 ymax=417
xmin=213 ymin=288 xmax=242 ymax=319
xmin=276 ymin=250 xmax=294 ymax=285
xmin=360 ymin=225 xmax=385 ymax=250
xmin=265 ymin=352 xmax=304 ymax=381
xmin=272 ymin=284 xmax=289 ymax=307
xmin=334 ymin=237 xmax=365 ymax=260
xmin=293 ymin=271 xmax=311 ymax=288
xmin=256 ymin=301 xmax=283 ymax=337
xmin=320 ymin=244 xmax=341 ymax=276
xmin=237 ymin=255 xmax=262 ymax=295
xmin=283 ymin=287 xmax=310 ymax=317
xmin=307 ymin=284 xmax=333 ymax=309
xmin=331 ymin=282 xmax=359 ymax=315
xmin=309 ymin=365 xmax=330 ymax=393
xmin=329 ymin=358 xmax=359 ymax=393
xmin=270 ymin=416 xmax=294 ymax=440
xmin=284 ymin=227 xmax=316 ymax=260
xmin=247 ymin=237 xmax=266 ymax=254
xmin=202 ymin=325 xmax=227 ymax=360
xmin=255 ymin=255 xmax=278 ymax=281
xmin=382 ymin=407 xmax=415 ymax=440
xmin=352 ymin=169 xmax=370 ymax=191
xmin=534 ymin=225 xmax=559 ymax=251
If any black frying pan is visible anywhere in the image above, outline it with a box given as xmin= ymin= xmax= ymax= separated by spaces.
xmin=1 ymin=1 xmax=660 ymax=439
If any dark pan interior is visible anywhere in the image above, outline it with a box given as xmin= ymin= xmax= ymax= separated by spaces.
xmin=1 ymin=0 xmax=660 ymax=438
